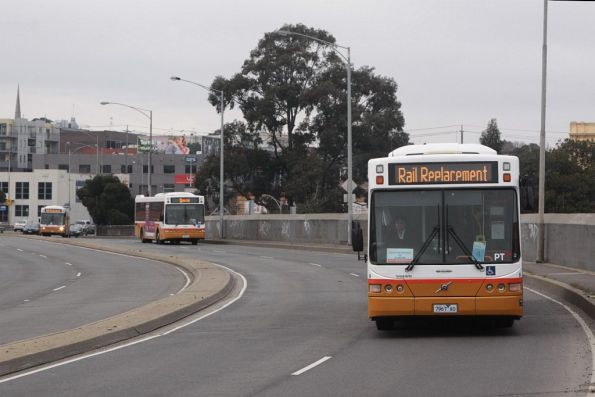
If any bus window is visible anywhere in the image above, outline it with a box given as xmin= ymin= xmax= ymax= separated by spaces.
xmin=445 ymin=189 xmax=519 ymax=264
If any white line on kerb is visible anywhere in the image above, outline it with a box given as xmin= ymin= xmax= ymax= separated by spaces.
xmin=53 ymin=286 xmax=66 ymax=291
xmin=309 ymin=263 xmax=322 ymax=267
xmin=350 ymin=273 xmax=360 ymax=277
xmin=526 ymin=287 xmax=595 ymax=393
xmin=292 ymin=356 xmax=332 ymax=376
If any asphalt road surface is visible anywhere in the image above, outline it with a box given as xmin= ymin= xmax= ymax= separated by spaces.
xmin=0 ymin=236 xmax=185 ymax=345
xmin=1 ymin=239 xmax=592 ymax=396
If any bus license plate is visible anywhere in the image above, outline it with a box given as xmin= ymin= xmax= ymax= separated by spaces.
xmin=433 ymin=304 xmax=458 ymax=313
xmin=182 ymin=235 xmax=190 ymax=238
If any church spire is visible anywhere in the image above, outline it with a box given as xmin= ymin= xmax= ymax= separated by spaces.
xmin=15 ymin=85 xmax=21 ymax=119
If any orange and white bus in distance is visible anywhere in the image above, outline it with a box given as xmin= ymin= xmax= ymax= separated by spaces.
xmin=363 ymin=143 xmax=522 ymax=330
xmin=40 ymin=205 xmax=70 ymax=237
xmin=134 ymin=192 xmax=205 ymax=245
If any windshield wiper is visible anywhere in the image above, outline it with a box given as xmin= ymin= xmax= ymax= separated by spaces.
xmin=447 ymin=226 xmax=484 ymax=271
xmin=406 ymin=225 xmax=440 ymax=272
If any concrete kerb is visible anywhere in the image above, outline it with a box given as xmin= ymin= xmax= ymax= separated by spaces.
xmin=0 ymin=236 xmax=235 ymax=377
xmin=524 ymin=271 xmax=595 ymax=321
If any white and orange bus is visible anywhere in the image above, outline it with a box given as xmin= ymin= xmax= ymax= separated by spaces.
xmin=134 ymin=192 xmax=205 ymax=245
xmin=355 ymin=143 xmax=522 ymax=330
xmin=40 ymin=205 xmax=71 ymax=237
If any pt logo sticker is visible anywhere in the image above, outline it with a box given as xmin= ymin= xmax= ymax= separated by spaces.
xmin=486 ymin=266 xmax=496 ymax=276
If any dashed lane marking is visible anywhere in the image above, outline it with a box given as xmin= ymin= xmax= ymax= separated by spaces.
xmin=292 ymin=356 xmax=332 ymax=376
xmin=309 ymin=263 xmax=322 ymax=267
xmin=52 ymin=286 xmax=66 ymax=292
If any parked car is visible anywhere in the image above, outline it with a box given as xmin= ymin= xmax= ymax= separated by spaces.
xmin=13 ymin=220 xmax=27 ymax=232
xmin=76 ymin=220 xmax=95 ymax=235
xmin=22 ymin=222 xmax=40 ymax=235
xmin=69 ymin=224 xmax=83 ymax=238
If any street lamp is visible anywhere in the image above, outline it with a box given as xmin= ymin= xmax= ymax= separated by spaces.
xmin=170 ymin=76 xmax=225 ymax=239
xmin=536 ymin=0 xmax=594 ymax=262
xmin=276 ymin=29 xmax=354 ymax=245
xmin=100 ymin=101 xmax=153 ymax=195
xmin=67 ymin=142 xmax=99 ymax=212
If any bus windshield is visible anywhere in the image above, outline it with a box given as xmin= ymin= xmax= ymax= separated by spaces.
xmin=40 ymin=213 xmax=65 ymax=225
xmin=369 ymin=189 xmax=519 ymax=265
xmin=164 ymin=204 xmax=205 ymax=226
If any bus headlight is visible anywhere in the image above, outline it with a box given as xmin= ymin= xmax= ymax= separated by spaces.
xmin=396 ymin=284 xmax=405 ymax=293
xmin=369 ymin=284 xmax=381 ymax=293
xmin=384 ymin=285 xmax=393 ymax=293
xmin=59 ymin=226 xmax=64 ymax=231
xmin=509 ymin=283 xmax=522 ymax=292
xmin=497 ymin=283 xmax=506 ymax=292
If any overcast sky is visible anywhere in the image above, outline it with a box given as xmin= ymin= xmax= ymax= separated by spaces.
xmin=1 ymin=0 xmax=594 ymax=146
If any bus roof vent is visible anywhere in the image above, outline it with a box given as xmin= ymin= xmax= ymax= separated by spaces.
xmin=389 ymin=143 xmax=496 ymax=157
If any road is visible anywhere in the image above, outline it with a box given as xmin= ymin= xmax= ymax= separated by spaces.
xmin=0 ymin=236 xmax=185 ymax=345
xmin=0 ymin=238 xmax=593 ymax=396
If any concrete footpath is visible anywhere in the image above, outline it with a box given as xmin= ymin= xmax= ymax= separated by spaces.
xmin=0 ymin=236 xmax=235 ymax=377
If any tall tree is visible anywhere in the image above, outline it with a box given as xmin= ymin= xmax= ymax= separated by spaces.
xmin=76 ymin=175 xmax=134 ymax=225
xmin=480 ymin=118 xmax=503 ymax=153
xmin=206 ymin=24 xmax=407 ymax=212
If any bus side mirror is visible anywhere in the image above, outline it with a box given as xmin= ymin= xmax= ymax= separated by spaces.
xmin=352 ymin=221 xmax=367 ymax=261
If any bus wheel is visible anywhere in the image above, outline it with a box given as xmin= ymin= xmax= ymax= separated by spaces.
xmin=191 ymin=239 xmax=198 ymax=245
xmin=495 ymin=317 xmax=515 ymax=328
xmin=155 ymin=231 xmax=162 ymax=244
xmin=375 ymin=318 xmax=394 ymax=331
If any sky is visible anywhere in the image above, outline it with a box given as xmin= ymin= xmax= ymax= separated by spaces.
xmin=1 ymin=0 xmax=594 ymax=147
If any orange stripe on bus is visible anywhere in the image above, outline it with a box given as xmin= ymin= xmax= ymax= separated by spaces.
xmin=368 ymin=277 xmax=522 ymax=285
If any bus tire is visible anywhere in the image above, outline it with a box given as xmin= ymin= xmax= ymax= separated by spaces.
xmin=375 ymin=318 xmax=394 ymax=331
xmin=140 ymin=230 xmax=150 ymax=243
xmin=155 ymin=231 xmax=162 ymax=244
xmin=495 ymin=317 xmax=515 ymax=328
xmin=191 ymin=239 xmax=198 ymax=245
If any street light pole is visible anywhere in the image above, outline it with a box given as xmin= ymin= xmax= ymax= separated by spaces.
xmin=537 ymin=0 xmax=548 ymax=263
xmin=100 ymin=101 xmax=153 ymax=195
xmin=170 ymin=76 xmax=225 ymax=239
xmin=275 ymin=30 xmax=354 ymax=245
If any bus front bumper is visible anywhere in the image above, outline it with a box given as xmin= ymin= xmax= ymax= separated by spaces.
xmin=368 ymin=295 xmax=523 ymax=318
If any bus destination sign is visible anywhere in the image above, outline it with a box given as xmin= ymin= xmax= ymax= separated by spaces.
xmin=388 ymin=162 xmax=498 ymax=185
xmin=171 ymin=197 xmax=199 ymax=203
xmin=44 ymin=208 xmax=65 ymax=213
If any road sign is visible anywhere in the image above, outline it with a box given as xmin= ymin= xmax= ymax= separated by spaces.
xmin=341 ymin=180 xmax=356 ymax=192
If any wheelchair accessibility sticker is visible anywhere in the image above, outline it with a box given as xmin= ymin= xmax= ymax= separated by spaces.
xmin=486 ymin=266 xmax=496 ymax=276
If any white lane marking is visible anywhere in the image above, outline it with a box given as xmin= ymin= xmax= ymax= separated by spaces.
xmin=53 ymin=286 xmax=66 ymax=291
xmin=76 ymin=272 xmax=82 ymax=277
xmin=291 ymin=356 xmax=332 ymax=376
xmin=174 ymin=267 xmax=191 ymax=294
xmin=350 ymin=273 xmax=360 ymax=278
xmin=547 ymin=272 xmax=584 ymax=276
xmin=526 ymin=287 xmax=595 ymax=393
xmin=161 ymin=264 xmax=247 ymax=335
xmin=260 ymin=256 xmax=273 ymax=259
xmin=65 ymin=262 xmax=73 ymax=266
xmin=39 ymin=254 xmax=47 ymax=258
xmin=0 ymin=264 xmax=247 ymax=383
xmin=23 ymin=299 xmax=29 ymax=302
xmin=213 ymin=250 xmax=226 ymax=253
xmin=17 ymin=249 xmax=23 ymax=252
xmin=309 ymin=263 xmax=322 ymax=267
xmin=0 ymin=334 xmax=160 ymax=385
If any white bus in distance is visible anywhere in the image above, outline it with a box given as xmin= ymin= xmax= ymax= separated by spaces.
xmin=135 ymin=192 xmax=206 ymax=245
xmin=352 ymin=143 xmax=523 ymax=330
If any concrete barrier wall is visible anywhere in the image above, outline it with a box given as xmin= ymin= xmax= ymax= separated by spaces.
xmin=205 ymin=213 xmax=594 ymax=271
xmin=520 ymin=214 xmax=595 ymax=271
